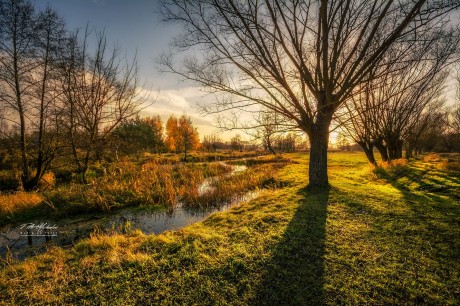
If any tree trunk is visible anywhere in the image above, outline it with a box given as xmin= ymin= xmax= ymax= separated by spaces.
xmin=405 ymin=142 xmax=414 ymax=159
xmin=184 ymin=139 xmax=188 ymax=162
xmin=374 ymin=141 xmax=389 ymax=162
xmin=395 ymin=140 xmax=403 ymax=159
xmin=387 ymin=142 xmax=396 ymax=160
xmin=13 ymin=35 xmax=30 ymax=189
xmin=266 ymin=138 xmax=277 ymax=155
xmin=387 ymin=139 xmax=403 ymax=160
xmin=308 ymin=119 xmax=330 ymax=188
xmin=358 ymin=141 xmax=376 ymax=165
xmin=32 ymin=41 xmax=50 ymax=191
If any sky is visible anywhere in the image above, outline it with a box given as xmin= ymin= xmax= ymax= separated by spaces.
xmin=35 ymin=0 xmax=224 ymax=139
xmin=33 ymin=1 xmax=459 ymax=145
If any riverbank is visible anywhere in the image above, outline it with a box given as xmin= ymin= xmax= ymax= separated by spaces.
xmin=0 ymin=155 xmax=289 ymax=227
xmin=1 ymin=152 xmax=459 ymax=305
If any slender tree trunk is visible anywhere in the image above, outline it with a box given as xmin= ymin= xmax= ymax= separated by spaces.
xmin=32 ymin=41 xmax=51 ymax=190
xmin=13 ymin=45 xmax=30 ymax=189
xmin=308 ymin=117 xmax=331 ymax=188
xmin=266 ymin=137 xmax=277 ymax=155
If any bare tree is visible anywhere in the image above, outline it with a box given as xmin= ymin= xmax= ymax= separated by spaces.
xmin=26 ymin=6 xmax=67 ymax=188
xmin=338 ymin=81 xmax=381 ymax=164
xmin=159 ymin=0 xmax=459 ymax=187
xmin=0 ymin=0 xmax=36 ymax=188
xmin=230 ymin=134 xmax=243 ymax=152
xmin=61 ymin=29 xmax=146 ymax=182
xmin=202 ymin=134 xmax=222 ymax=152
xmin=405 ymin=108 xmax=445 ymax=158
xmin=254 ymin=110 xmax=281 ymax=155
xmin=338 ymin=26 xmax=455 ymax=163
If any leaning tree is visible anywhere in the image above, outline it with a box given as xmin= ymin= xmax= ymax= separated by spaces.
xmin=159 ymin=0 xmax=459 ymax=187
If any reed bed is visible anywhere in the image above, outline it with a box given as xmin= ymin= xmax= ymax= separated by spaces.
xmin=44 ymin=161 xmax=234 ymax=214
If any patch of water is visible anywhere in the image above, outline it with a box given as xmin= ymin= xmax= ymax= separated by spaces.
xmin=0 ymin=163 xmax=255 ymax=260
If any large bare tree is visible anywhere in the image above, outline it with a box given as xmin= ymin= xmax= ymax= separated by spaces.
xmin=61 ymin=29 xmax=146 ymax=182
xmin=159 ymin=0 xmax=459 ymax=187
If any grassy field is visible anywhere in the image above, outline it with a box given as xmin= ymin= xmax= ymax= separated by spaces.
xmin=1 ymin=152 xmax=459 ymax=305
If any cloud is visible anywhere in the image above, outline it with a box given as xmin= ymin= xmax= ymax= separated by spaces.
xmin=161 ymin=92 xmax=191 ymax=109
xmin=141 ymin=86 xmax=207 ymax=113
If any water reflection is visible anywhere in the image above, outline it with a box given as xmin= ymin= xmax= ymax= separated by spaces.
xmin=0 ymin=163 xmax=254 ymax=260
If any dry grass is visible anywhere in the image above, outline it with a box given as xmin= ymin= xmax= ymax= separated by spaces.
xmin=43 ymin=160 xmax=234 ymax=214
xmin=183 ymin=163 xmax=289 ymax=208
xmin=371 ymin=158 xmax=409 ymax=179
xmin=0 ymin=192 xmax=43 ymax=215
xmin=423 ymin=153 xmax=442 ymax=162
xmin=443 ymin=161 xmax=460 ymax=171
xmin=437 ymin=154 xmax=460 ymax=172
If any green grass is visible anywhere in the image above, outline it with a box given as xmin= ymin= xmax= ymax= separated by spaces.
xmin=1 ymin=152 xmax=459 ymax=305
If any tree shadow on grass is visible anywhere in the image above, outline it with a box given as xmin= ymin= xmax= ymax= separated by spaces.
xmin=252 ymin=187 xmax=329 ymax=305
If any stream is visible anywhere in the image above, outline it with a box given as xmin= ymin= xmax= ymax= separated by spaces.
xmin=0 ymin=163 xmax=256 ymax=260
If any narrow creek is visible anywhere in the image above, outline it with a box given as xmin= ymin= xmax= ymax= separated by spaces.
xmin=0 ymin=163 xmax=256 ymax=260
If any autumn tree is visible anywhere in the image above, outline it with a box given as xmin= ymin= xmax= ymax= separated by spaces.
xmin=160 ymin=0 xmax=460 ymax=187
xmin=143 ymin=115 xmax=164 ymax=153
xmin=165 ymin=114 xmax=200 ymax=161
xmin=178 ymin=115 xmax=200 ymax=161
xmin=165 ymin=115 xmax=179 ymax=152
